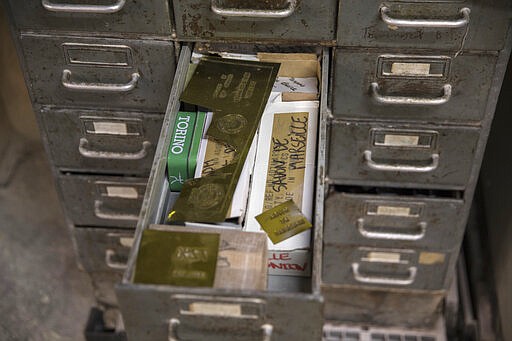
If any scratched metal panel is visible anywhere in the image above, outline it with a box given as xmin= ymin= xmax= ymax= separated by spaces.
xmin=322 ymin=288 xmax=444 ymax=328
xmin=323 ymin=191 xmax=465 ymax=250
xmin=40 ymin=108 xmax=163 ymax=175
xmin=327 ymin=120 xmax=480 ymax=190
xmin=337 ymin=0 xmax=512 ymax=51
xmin=20 ymin=34 xmax=175 ymax=112
xmin=57 ymin=174 xmax=147 ymax=228
xmin=173 ymin=0 xmax=338 ymax=43
xmin=322 ymin=244 xmax=456 ymax=290
xmin=332 ymin=49 xmax=497 ymax=124
xmin=7 ymin=0 xmax=172 ymax=36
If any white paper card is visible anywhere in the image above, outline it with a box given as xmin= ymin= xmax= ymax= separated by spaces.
xmin=383 ymin=134 xmax=419 ymax=147
xmin=376 ymin=206 xmax=412 ymax=217
xmin=391 ymin=62 xmax=431 ymax=76
xmin=92 ymin=121 xmax=128 ymax=135
xmin=272 ymin=77 xmax=318 ymax=94
xmin=106 ymin=186 xmax=138 ymax=199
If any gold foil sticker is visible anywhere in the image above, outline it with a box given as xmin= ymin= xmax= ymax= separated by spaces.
xmin=133 ymin=230 xmax=219 ymax=287
xmin=375 ymin=206 xmax=412 ymax=217
xmin=390 ymin=62 xmax=431 ymax=76
xmin=419 ymin=252 xmax=446 ymax=265
xmin=255 ymin=200 xmax=312 ymax=244
xmin=263 ymin=112 xmax=309 ymax=212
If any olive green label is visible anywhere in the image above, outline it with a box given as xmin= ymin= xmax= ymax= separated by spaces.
xmin=255 ymin=200 xmax=312 ymax=244
xmin=134 ymin=230 xmax=219 ymax=287
xmin=169 ymin=57 xmax=280 ymax=223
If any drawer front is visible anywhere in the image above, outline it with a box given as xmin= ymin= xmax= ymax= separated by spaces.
xmin=58 ymin=174 xmax=147 ymax=228
xmin=327 ymin=121 xmax=480 ymax=189
xmin=74 ymin=227 xmax=134 ymax=273
xmin=90 ymin=272 xmax=123 ymax=307
xmin=322 ymin=286 xmax=444 ymax=327
xmin=324 ymin=192 xmax=465 ymax=249
xmin=41 ymin=108 xmax=163 ymax=175
xmin=322 ymin=245 xmax=454 ymax=290
xmin=332 ymin=50 xmax=497 ymax=124
xmin=117 ymin=287 xmax=323 ymax=341
xmin=173 ymin=0 xmax=338 ymax=43
xmin=21 ymin=34 xmax=175 ymax=112
xmin=7 ymin=0 xmax=172 ymax=36
xmin=337 ymin=0 xmax=511 ymax=51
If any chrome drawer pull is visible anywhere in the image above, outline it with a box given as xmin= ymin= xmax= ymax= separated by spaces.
xmin=79 ymin=138 xmax=150 ymax=160
xmin=352 ymin=263 xmax=417 ymax=286
xmin=61 ymin=69 xmax=139 ymax=92
xmin=380 ymin=6 xmax=470 ymax=28
xmin=42 ymin=0 xmax=126 ymax=13
xmin=168 ymin=319 xmax=273 ymax=341
xmin=357 ymin=218 xmax=427 ymax=241
xmin=94 ymin=200 xmax=139 ymax=221
xmin=364 ymin=150 xmax=439 ymax=173
xmin=211 ymin=0 xmax=296 ymax=18
xmin=104 ymin=249 xmax=127 ymax=270
xmin=371 ymin=83 xmax=452 ymax=106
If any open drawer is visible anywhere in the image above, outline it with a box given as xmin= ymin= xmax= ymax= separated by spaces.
xmin=116 ymin=44 xmax=330 ymax=340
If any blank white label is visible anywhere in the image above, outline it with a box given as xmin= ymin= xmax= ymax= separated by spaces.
xmin=384 ymin=134 xmax=419 ymax=147
xmin=391 ymin=62 xmax=431 ymax=76
xmin=106 ymin=186 xmax=138 ymax=199
xmin=376 ymin=206 xmax=412 ymax=217
xmin=366 ymin=252 xmax=401 ymax=263
xmin=188 ymin=302 xmax=242 ymax=317
xmin=93 ymin=121 xmax=128 ymax=135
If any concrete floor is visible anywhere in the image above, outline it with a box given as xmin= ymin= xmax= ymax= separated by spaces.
xmin=0 ymin=4 xmax=96 ymax=340
xmin=0 ymin=131 xmax=96 ymax=341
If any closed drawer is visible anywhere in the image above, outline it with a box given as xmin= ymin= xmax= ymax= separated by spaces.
xmin=20 ymin=34 xmax=176 ymax=112
xmin=117 ymin=45 xmax=329 ymax=341
xmin=74 ymin=227 xmax=134 ymax=273
xmin=7 ymin=0 xmax=172 ymax=36
xmin=327 ymin=121 xmax=480 ymax=189
xmin=173 ymin=0 xmax=338 ymax=43
xmin=41 ymin=108 xmax=163 ymax=175
xmin=332 ymin=49 xmax=497 ymax=124
xmin=322 ymin=245 xmax=455 ymax=290
xmin=337 ymin=0 xmax=512 ymax=51
xmin=323 ymin=190 xmax=465 ymax=250
xmin=58 ymin=174 xmax=147 ymax=228
xmin=322 ymin=286 xmax=444 ymax=327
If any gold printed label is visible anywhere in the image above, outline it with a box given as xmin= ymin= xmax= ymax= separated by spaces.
xmin=255 ymin=200 xmax=312 ymax=244
xmin=391 ymin=62 xmax=431 ymax=76
xmin=263 ymin=112 xmax=309 ymax=211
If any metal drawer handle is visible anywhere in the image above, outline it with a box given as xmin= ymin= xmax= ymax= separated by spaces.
xmin=61 ymin=69 xmax=139 ymax=92
xmin=364 ymin=150 xmax=439 ymax=173
xmin=371 ymin=83 xmax=452 ymax=106
xmin=357 ymin=218 xmax=427 ymax=241
xmin=352 ymin=263 xmax=417 ymax=286
xmin=104 ymin=249 xmax=127 ymax=270
xmin=79 ymin=138 xmax=150 ymax=160
xmin=168 ymin=319 xmax=273 ymax=341
xmin=42 ymin=0 xmax=126 ymax=13
xmin=211 ymin=0 xmax=297 ymax=18
xmin=380 ymin=6 xmax=470 ymax=28
xmin=94 ymin=200 xmax=139 ymax=221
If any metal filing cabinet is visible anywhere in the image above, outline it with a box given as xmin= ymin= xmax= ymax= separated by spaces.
xmin=4 ymin=0 xmax=512 ymax=339
xmin=322 ymin=0 xmax=512 ymax=330
xmin=3 ymin=0 xmax=177 ymax=333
